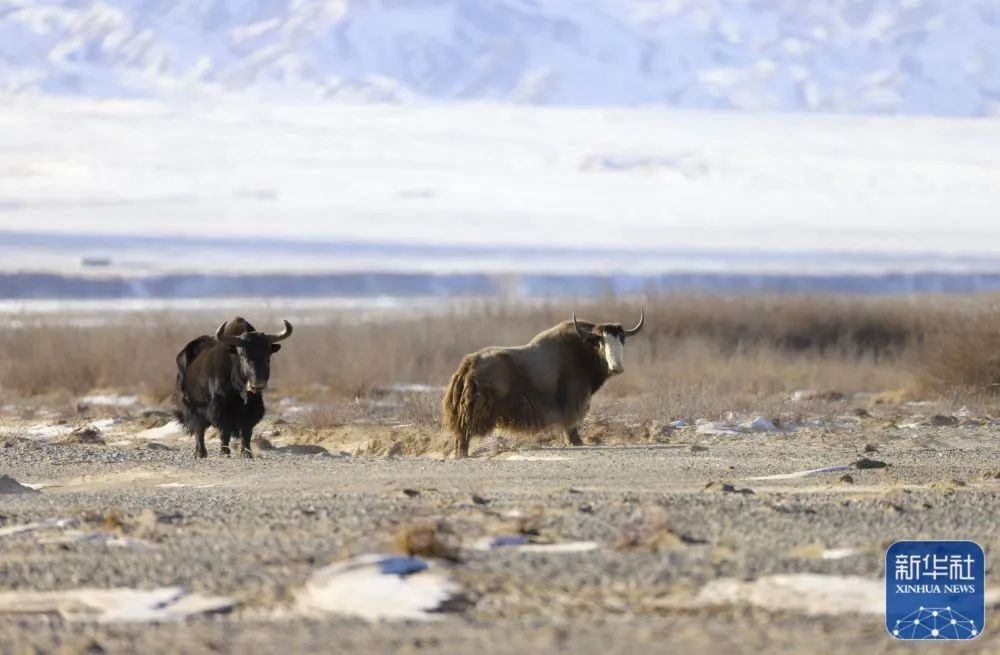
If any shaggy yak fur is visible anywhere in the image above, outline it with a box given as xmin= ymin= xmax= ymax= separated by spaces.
xmin=442 ymin=311 xmax=644 ymax=457
xmin=174 ymin=316 xmax=292 ymax=459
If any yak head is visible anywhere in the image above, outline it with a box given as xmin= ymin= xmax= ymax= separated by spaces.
xmin=573 ymin=309 xmax=644 ymax=376
xmin=215 ymin=318 xmax=293 ymax=393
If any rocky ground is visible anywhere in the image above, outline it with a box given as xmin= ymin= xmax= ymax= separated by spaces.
xmin=1 ymin=398 xmax=999 ymax=654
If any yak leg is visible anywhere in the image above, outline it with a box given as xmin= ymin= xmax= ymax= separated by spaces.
xmin=239 ymin=427 xmax=254 ymax=460
xmin=455 ymin=431 xmax=471 ymax=459
xmin=566 ymin=426 xmax=583 ymax=447
xmin=219 ymin=430 xmax=232 ymax=456
xmin=193 ymin=428 xmax=208 ymax=459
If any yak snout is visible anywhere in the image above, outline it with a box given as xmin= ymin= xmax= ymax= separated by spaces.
xmin=603 ymin=334 xmax=625 ymax=375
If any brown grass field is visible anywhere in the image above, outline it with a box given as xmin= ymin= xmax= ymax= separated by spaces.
xmin=3 ymin=294 xmax=1000 ymax=430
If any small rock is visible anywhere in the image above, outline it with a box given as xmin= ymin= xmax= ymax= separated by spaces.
xmin=141 ymin=442 xmax=174 ymax=451
xmin=400 ymin=489 xmax=421 ymax=498
xmin=646 ymin=421 xmax=674 ymax=442
xmin=253 ymin=436 xmax=276 ymax=451
xmin=927 ymin=415 xmax=958 ymax=427
xmin=930 ymin=479 xmax=968 ymax=494
xmin=471 ymin=494 xmax=490 ymax=505
xmin=386 ymin=441 xmax=405 ymax=458
xmin=0 ymin=435 xmax=38 ymax=449
xmin=690 ymin=445 xmax=709 ymax=453
xmin=55 ymin=637 xmax=106 ymax=655
xmin=669 ymin=420 xmax=689 ymax=428
xmin=862 ymin=443 xmax=878 ymax=453
xmin=394 ymin=522 xmax=460 ymax=562
xmin=276 ymin=444 xmax=328 ymax=455
xmin=470 ymin=435 xmax=513 ymax=457
xmin=0 ymin=475 xmax=38 ymax=495
xmin=702 ymin=481 xmax=754 ymax=495
xmin=135 ymin=508 xmax=183 ymax=535
xmin=58 ymin=426 xmax=105 ymax=445
xmin=852 ymin=408 xmax=872 ymax=418
xmin=854 ymin=457 xmax=889 ymax=470
xmin=839 ymin=474 xmax=855 ymax=484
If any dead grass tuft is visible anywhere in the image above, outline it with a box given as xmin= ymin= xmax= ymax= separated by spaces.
xmin=917 ymin=308 xmax=1000 ymax=396
xmin=394 ymin=521 xmax=461 ymax=562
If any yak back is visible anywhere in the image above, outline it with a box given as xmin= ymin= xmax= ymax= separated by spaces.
xmin=476 ymin=320 xmax=607 ymax=396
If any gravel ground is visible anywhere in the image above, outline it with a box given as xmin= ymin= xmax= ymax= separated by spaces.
xmin=1 ymin=425 xmax=999 ymax=654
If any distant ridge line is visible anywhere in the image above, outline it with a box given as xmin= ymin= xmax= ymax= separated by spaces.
xmin=3 ymin=271 xmax=1000 ymax=299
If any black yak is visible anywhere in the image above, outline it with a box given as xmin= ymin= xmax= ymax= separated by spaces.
xmin=442 ymin=309 xmax=644 ymax=457
xmin=174 ymin=317 xmax=292 ymax=459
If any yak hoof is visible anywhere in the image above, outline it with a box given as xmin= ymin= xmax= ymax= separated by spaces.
xmin=220 ymin=446 xmax=231 ymax=456
xmin=193 ymin=447 xmax=208 ymax=459
xmin=240 ymin=448 xmax=254 ymax=460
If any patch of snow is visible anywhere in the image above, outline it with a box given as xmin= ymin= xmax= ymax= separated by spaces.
xmin=134 ymin=420 xmax=185 ymax=441
xmin=749 ymin=465 xmax=850 ymax=481
xmin=380 ymin=384 xmax=447 ymax=394
xmin=821 ymin=548 xmax=864 ymax=561
xmin=472 ymin=536 xmax=600 ymax=553
xmin=505 ymin=454 xmax=571 ymax=461
xmin=295 ymin=554 xmax=458 ymax=622
xmin=79 ymin=394 xmax=139 ymax=407
xmin=37 ymin=531 xmax=149 ymax=548
xmin=0 ymin=587 xmax=233 ymax=622
xmin=0 ymin=518 xmax=74 ymax=538
xmin=741 ymin=416 xmax=778 ymax=432
xmin=695 ymin=422 xmax=742 ymax=436
xmin=690 ymin=573 xmax=884 ymax=616
xmin=22 ymin=417 xmax=122 ymax=442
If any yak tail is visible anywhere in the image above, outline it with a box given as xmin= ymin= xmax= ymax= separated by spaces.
xmin=442 ymin=356 xmax=497 ymax=455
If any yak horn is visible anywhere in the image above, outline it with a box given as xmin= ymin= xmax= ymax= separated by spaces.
xmin=215 ymin=321 xmax=244 ymax=346
xmin=215 ymin=321 xmax=243 ymax=346
xmin=573 ymin=313 xmax=597 ymax=340
xmin=267 ymin=320 xmax=293 ymax=343
xmin=624 ymin=307 xmax=644 ymax=337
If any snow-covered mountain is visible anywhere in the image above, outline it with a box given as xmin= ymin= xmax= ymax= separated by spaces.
xmin=2 ymin=0 xmax=1000 ymax=115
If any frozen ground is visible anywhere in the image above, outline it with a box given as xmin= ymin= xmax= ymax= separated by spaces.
xmin=1 ymin=100 xmax=1000 ymax=279
xmin=2 ymin=406 xmax=1000 ymax=654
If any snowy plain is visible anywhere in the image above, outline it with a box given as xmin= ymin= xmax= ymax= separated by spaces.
xmin=1 ymin=98 xmax=1000 ymax=298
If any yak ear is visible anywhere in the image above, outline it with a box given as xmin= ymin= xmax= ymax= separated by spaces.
xmin=270 ymin=344 xmax=282 ymax=353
